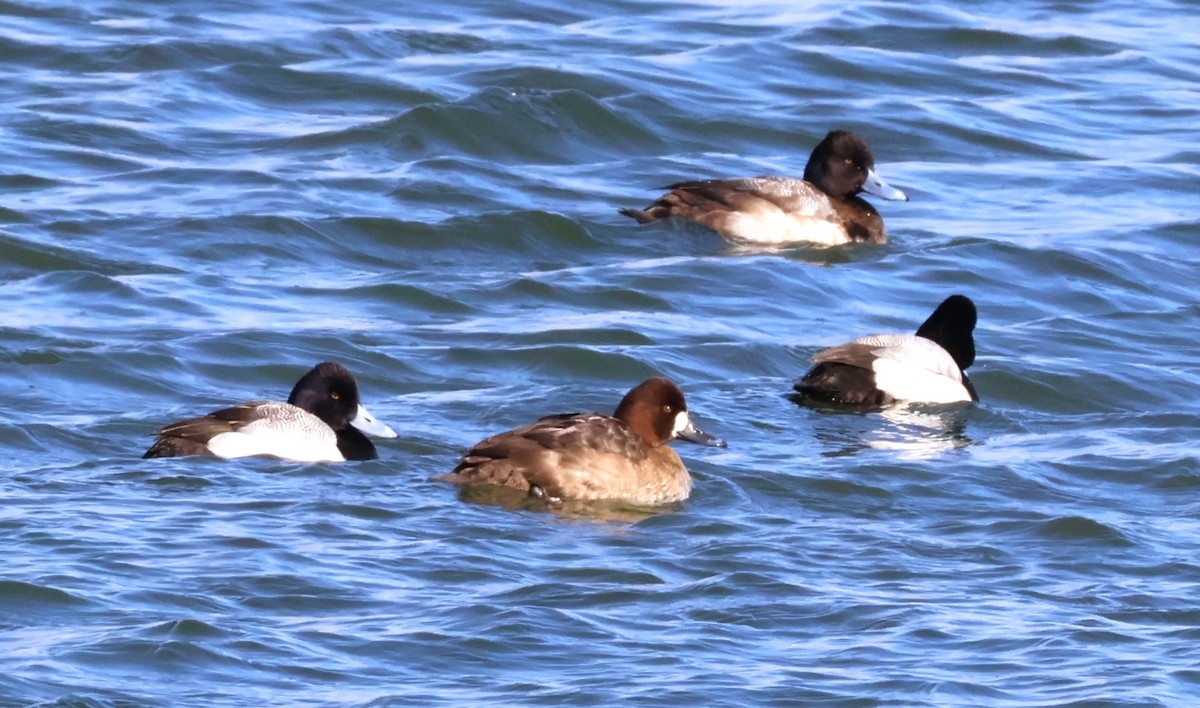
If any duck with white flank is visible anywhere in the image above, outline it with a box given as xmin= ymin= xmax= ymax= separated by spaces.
xmin=793 ymin=295 xmax=979 ymax=407
xmin=621 ymin=130 xmax=908 ymax=245
xmin=143 ymin=362 xmax=397 ymax=462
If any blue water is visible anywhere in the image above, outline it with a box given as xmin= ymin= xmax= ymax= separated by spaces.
xmin=3 ymin=0 xmax=1199 ymax=705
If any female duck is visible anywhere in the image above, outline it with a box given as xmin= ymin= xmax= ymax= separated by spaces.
xmin=143 ymin=361 xmax=397 ymax=461
xmin=437 ymin=377 xmax=726 ymax=505
xmin=621 ymin=130 xmax=908 ymax=245
xmin=793 ymin=295 xmax=979 ymax=407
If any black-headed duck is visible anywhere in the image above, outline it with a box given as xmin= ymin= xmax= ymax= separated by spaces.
xmin=621 ymin=130 xmax=908 ymax=245
xmin=793 ymin=295 xmax=979 ymax=407
xmin=143 ymin=361 xmax=397 ymax=461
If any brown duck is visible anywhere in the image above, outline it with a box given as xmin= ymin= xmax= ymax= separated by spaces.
xmin=438 ymin=377 xmax=726 ymax=505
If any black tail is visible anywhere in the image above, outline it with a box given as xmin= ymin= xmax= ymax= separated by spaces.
xmin=791 ymin=363 xmax=890 ymax=408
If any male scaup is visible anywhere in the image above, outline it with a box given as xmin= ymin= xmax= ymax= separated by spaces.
xmin=792 ymin=295 xmax=979 ymax=407
xmin=620 ymin=130 xmax=908 ymax=245
xmin=143 ymin=361 xmax=397 ymax=462
xmin=436 ymin=377 xmax=726 ymax=505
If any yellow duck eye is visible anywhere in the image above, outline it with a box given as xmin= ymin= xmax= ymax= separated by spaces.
xmin=331 ymin=392 xmax=340 ymax=400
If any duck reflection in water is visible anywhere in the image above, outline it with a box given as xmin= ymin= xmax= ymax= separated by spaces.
xmin=807 ymin=403 xmax=976 ymax=460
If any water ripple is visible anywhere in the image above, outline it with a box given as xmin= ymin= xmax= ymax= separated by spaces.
xmin=2 ymin=0 xmax=1199 ymax=704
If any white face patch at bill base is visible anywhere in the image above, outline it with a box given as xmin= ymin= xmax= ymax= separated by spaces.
xmin=672 ymin=411 xmax=692 ymax=437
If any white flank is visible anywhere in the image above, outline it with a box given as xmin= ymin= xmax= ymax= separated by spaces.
xmin=206 ymin=405 xmax=345 ymax=462
xmin=852 ymin=334 xmax=971 ymax=404
xmin=726 ymin=210 xmax=848 ymax=245
xmin=857 ymin=335 xmax=963 ymax=381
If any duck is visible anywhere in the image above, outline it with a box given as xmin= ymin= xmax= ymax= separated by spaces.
xmin=143 ymin=361 xmax=397 ymax=462
xmin=620 ymin=130 xmax=908 ymax=245
xmin=792 ymin=295 xmax=979 ymax=407
xmin=436 ymin=377 xmax=726 ymax=505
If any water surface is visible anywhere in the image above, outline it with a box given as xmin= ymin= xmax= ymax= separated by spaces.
xmin=2 ymin=0 xmax=1199 ymax=705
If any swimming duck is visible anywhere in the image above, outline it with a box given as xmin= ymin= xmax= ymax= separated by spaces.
xmin=437 ymin=377 xmax=726 ymax=504
xmin=143 ymin=361 xmax=397 ymax=461
xmin=620 ymin=130 xmax=908 ymax=245
xmin=793 ymin=295 xmax=979 ymax=407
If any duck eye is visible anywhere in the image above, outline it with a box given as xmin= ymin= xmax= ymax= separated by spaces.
xmin=331 ymin=392 xmax=340 ymax=400
xmin=662 ymin=404 xmax=672 ymax=413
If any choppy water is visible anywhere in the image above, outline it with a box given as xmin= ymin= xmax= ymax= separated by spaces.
xmin=2 ymin=0 xmax=1199 ymax=705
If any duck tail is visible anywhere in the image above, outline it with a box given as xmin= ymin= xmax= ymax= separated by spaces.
xmin=618 ymin=206 xmax=658 ymax=224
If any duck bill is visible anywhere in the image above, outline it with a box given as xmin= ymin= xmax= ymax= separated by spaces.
xmin=677 ymin=420 xmax=727 ymax=448
xmin=862 ymin=168 xmax=909 ymax=201
xmin=351 ymin=404 xmax=398 ymax=438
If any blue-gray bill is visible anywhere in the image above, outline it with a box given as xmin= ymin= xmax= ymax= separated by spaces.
xmin=351 ymin=404 xmax=398 ymax=438
xmin=862 ymin=169 xmax=908 ymax=201
xmin=677 ymin=421 xmax=727 ymax=448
